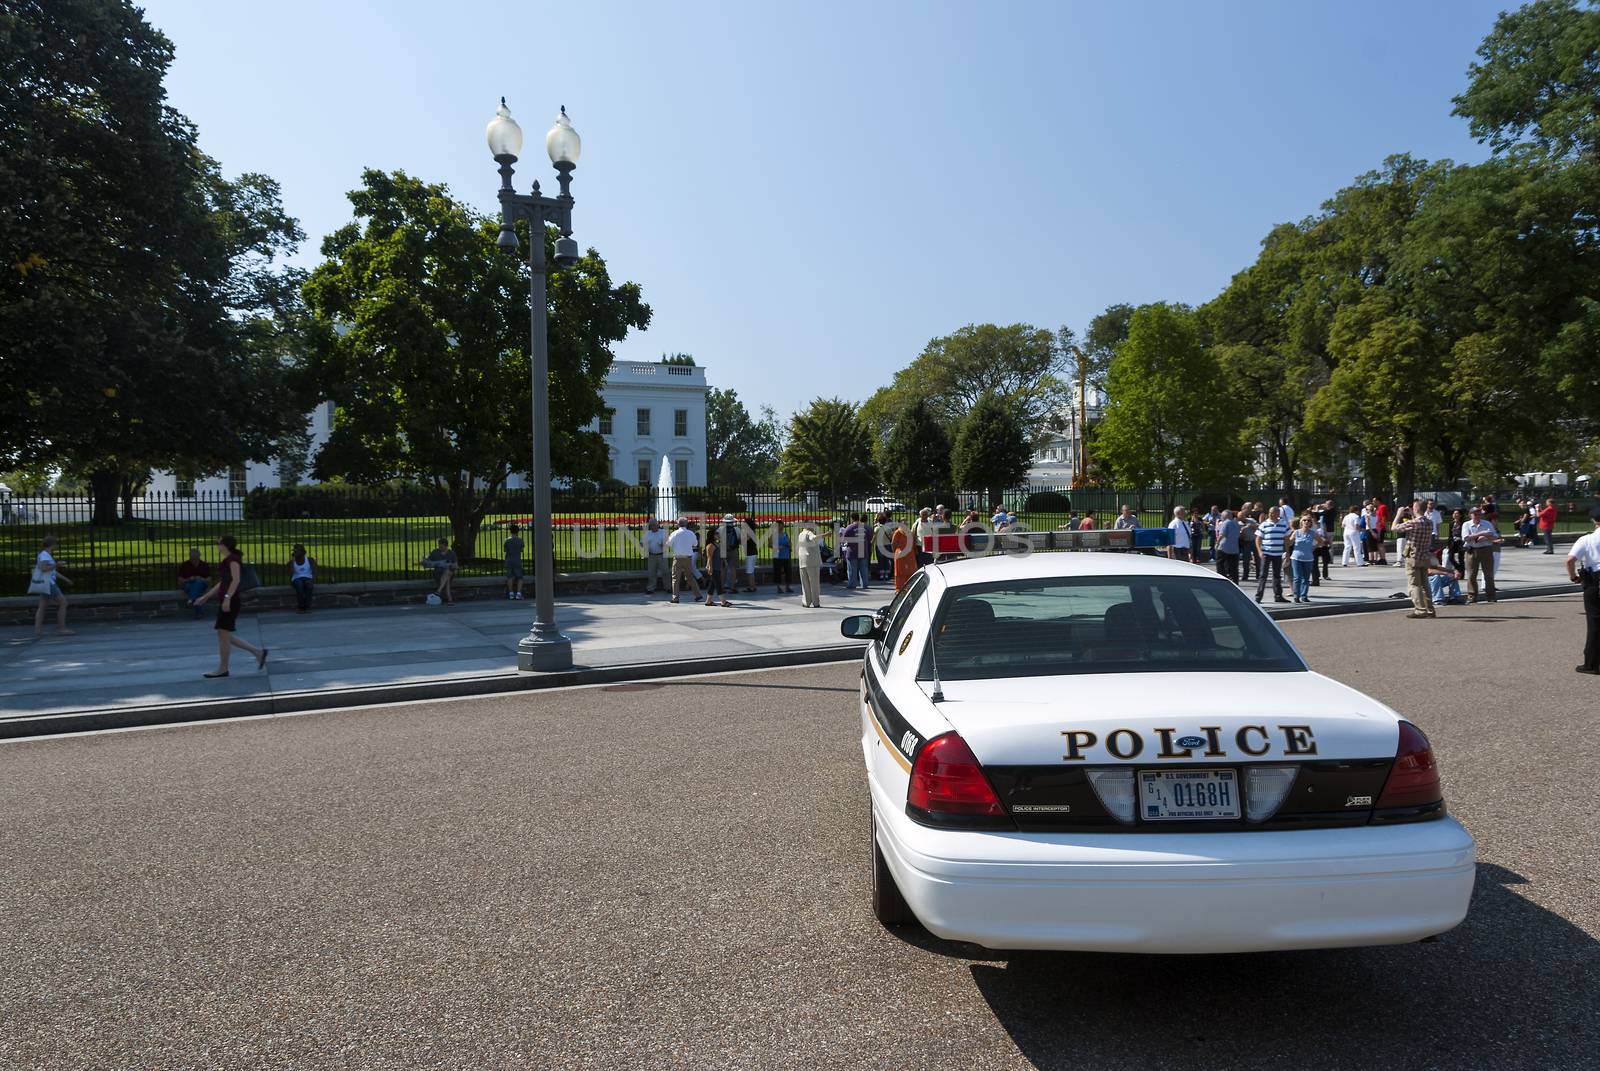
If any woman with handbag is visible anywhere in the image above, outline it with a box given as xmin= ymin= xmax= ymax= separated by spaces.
xmin=190 ymin=534 xmax=267 ymax=678
xmin=30 ymin=534 xmax=74 ymax=639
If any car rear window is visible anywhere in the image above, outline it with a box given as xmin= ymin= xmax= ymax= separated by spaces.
xmin=922 ymin=575 xmax=1305 ymax=679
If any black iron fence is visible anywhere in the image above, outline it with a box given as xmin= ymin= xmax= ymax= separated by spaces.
xmin=3 ymin=483 xmax=1594 ymax=597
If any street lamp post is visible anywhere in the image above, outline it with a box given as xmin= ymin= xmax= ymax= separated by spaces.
xmin=487 ymin=98 xmax=582 ymax=671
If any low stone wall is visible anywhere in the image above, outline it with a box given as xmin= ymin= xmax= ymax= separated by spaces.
xmin=0 ymin=566 xmax=789 ymax=625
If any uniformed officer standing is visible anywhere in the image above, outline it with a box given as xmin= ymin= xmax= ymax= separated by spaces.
xmin=1566 ymin=506 xmax=1600 ymax=675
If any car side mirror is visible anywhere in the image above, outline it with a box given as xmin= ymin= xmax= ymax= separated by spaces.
xmin=840 ymin=614 xmax=879 ymax=640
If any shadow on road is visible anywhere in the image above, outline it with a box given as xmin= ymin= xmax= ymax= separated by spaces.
xmin=902 ymin=863 xmax=1596 ymax=1069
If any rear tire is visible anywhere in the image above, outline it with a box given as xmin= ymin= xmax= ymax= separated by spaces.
xmin=870 ymin=805 xmax=915 ymax=927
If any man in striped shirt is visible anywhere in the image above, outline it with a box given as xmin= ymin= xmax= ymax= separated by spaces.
xmin=1254 ymin=507 xmax=1291 ymax=604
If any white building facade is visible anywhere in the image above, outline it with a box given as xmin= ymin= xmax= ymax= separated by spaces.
xmin=1028 ymin=385 xmax=1104 ymax=483
xmin=589 ymin=359 xmax=708 ymax=487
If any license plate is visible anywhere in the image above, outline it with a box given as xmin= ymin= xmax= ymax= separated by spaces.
xmin=1138 ymin=769 xmax=1240 ymax=821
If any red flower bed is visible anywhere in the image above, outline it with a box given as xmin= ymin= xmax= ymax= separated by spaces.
xmin=490 ymin=512 xmax=836 ymax=529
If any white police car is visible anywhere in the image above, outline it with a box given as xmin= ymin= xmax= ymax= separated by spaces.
xmin=841 ymin=553 xmax=1475 ymax=953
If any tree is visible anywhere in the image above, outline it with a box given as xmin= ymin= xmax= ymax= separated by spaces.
xmin=1095 ymin=304 xmax=1247 ymax=505
xmin=705 ymin=387 xmax=781 ymax=486
xmin=303 ymin=169 xmax=649 ymax=554
xmin=659 ymin=352 xmax=695 ymax=365
xmin=1 ymin=0 xmax=311 ymax=523
xmin=865 ymin=323 xmax=1067 ymax=443
xmin=1079 ymin=304 xmax=1134 ymax=393
xmin=778 ymin=398 xmax=875 ymax=504
xmin=1454 ymin=0 xmax=1600 ymax=159
xmin=877 ymin=400 xmax=951 ymax=499
xmin=951 ymin=394 xmax=1033 ymax=503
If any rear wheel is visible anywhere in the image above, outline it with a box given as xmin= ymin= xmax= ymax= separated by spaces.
xmin=870 ymin=805 xmax=915 ymax=927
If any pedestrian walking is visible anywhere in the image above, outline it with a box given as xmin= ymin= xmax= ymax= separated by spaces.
xmin=190 ymin=534 xmax=266 ymax=677
xmin=914 ymin=508 xmax=936 ymax=567
xmin=772 ymin=526 xmax=795 ymax=593
xmin=1255 ymin=507 xmax=1290 ymax=604
xmin=28 ymin=534 xmax=74 ymax=639
xmin=1240 ymin=508 xmax=1260 ymax=582
xmin=1309 ymin=500 xmax=1333 ymax=583
xmin=891 ymin=522 xmax=917 ymax=591
xmin=840 ymin=513 xmax=871 ymax=589
xmin=667 ymin=518 xmax=701 ymax=603
xmin=1566 ymin=507 xmax=1600 ymax=674
xmin=287 ymin=544 xmax=317 ymax=613
xmin=1288 ymin=516 xmax=1324 ymax=603
xmin=1461 ymin=506 xmax=1500 ymax=604
xmin=1166 ymin=506 xmax=1193 ymax=563
xmin=1446 ymin=509 xmax=1466 ymax=575
xmin=1215 ymin=509 xmax=1241 ymax=584
xmin=1539 ymin=498 xmax=1558 ymax=554
xmin=702 ymin=527 xmax=732 ymax=607
xmin=1340 ymin=505 xmax=1362 ymax=567
xmin=1113 ymin=506 xmax=1138 ymax=531
xmin=797 ymin=523 xmax=822 ymax=607
xmin=719 ymin=513 xmax=743 ymax=593
xmin=641 ymin=518 xmax=666 ymax=595
xmin=741 ymin=516 xmax=760 ymax=592
xmin=1395 ymin=499 xmax=1436 ymax=618
xmin=178 ymin=546 xmax=211 ymax=617
xmin=421 ymin=537 xmax=457 ymax=604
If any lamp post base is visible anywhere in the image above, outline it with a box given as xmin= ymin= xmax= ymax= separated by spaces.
xmin=517 ymin=630 xmax=574 ymax=672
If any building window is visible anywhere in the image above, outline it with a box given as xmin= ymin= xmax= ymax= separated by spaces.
xmin=228 ymin=466 xmax=247 ymax=497
xmin=175 ymin=477 xmax=195 ymax=499
xmin=674 ymin=409 xmax=688 ymax=437
xmin=674 ymin=458 xmax=689 ymax=487
xmin=637 ymin=458 xmax=652 ymax=486
xmin=636 ymin=408 xmax=651 ymax=436
xmin=598 ymin=408 xmax=614 ymax=436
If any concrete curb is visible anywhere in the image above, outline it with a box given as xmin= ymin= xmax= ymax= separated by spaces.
xmin=2 ymin=584 xmax=1582 ymax=742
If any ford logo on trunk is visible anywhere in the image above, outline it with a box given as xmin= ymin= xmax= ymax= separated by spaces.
xmin=1176 ymin=735 xmax=1206 ymax=749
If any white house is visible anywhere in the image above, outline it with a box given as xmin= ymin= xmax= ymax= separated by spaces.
xmin=1028 ymin=384 xmax=1104 ymax=483
xmin=585 ymin=359 xmax=708 ymax=487
xmin=147 ymin=360 xmax=709 ymax=494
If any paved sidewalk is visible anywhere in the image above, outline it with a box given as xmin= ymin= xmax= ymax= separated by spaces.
xmin=0 ymin=548 xmax=1574 ymax=721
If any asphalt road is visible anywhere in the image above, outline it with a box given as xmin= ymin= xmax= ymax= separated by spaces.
xmin=1 ymin=596 xmax=1596 ymax=1070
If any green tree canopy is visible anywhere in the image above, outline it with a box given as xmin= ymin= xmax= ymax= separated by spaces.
xmin=877 ymin=399 xmax=951 ymax=499
xmin=1 ymin=0 xmax=311 ymax=522
xmin=705 ymin=387 xmax=782 ymax=486
xmin=302 ymin=169 xmax=649 ymax=552
xmin=863 ymin=323 xmax=1067 ymax=445
xmin=1454 ymin=0 xmax=1600 ymax=158
xmin=951 ymin=394 xmax=1033 ymax=504
xmin=778 ymin=398 xmax=875 ymax=503
xmin=1096 ymin=304 xmax=1247 ymax=500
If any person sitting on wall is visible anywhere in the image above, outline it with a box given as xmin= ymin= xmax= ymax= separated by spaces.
xmin=421 ymin=537 xmax=458 ymax=605
xmin=178 ymin=547 xmax=211 ymax=618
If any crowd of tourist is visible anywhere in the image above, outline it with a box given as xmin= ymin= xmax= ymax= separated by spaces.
xmin=17 ymin=494 xmax=1578 ymax=641
xmin=1158 ymin=494 xmax=1567 ymax=617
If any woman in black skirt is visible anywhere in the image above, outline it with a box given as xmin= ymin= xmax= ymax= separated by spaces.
xmin=190 ymin=534 xmax=268 ymax=678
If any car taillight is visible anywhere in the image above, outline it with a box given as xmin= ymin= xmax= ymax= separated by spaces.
xmin=908 ymin=732 xmax=1005 ymax=817
xmin=1376 ymin=721 xmax=1443 ymax=809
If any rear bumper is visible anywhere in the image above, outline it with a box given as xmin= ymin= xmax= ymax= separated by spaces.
xmin=872 ymin=782 xmax=1476 ymax=953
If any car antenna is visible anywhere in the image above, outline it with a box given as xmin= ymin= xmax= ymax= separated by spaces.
xmin=926 ymin=593 xmax=945 ymax=703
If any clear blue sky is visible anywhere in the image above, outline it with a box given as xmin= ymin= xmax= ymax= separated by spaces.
xmin=145 ymin=0 xmax=1505 ymax=421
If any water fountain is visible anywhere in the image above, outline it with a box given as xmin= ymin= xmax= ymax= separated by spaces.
xmin=655 ymin=455 xmax=680 ymax=523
